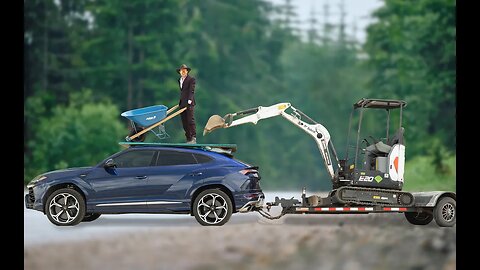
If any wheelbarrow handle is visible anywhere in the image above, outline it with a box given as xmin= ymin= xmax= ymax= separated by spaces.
xmin=167 ymin=105 xmax=179 ymax=115
xmin=126 ymin=106 xmax=186 ymax=141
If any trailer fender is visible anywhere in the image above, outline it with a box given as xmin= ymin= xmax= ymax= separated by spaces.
xmin=411 ymin=191 xmax=456 ymax=207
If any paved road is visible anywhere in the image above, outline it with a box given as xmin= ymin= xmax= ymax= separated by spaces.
xmin=24 ymin=190 xmax=297 ymax=247
xmin=25 ymin=190 xmax=457 ymax=270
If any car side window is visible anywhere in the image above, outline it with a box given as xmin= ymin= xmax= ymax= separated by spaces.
xmin=156 ymin=150 xmax=198 ymax=166
xmin=113 ymin=150 xmax=156 ymax=168
xmin=193 ymin=153 xmax=213 ymax=164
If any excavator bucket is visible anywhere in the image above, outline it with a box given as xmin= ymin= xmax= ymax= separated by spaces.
xmin=203 ymin=115 xmax=227 ymax=136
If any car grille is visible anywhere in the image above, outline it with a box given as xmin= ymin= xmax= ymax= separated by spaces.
xmin=28 ymin=188 xmax=35 ymax=202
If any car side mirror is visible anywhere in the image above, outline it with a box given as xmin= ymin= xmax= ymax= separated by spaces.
xmin=104 ymin=159 xmax=117 ymax=169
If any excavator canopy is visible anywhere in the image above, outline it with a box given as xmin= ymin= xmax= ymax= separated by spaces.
xmin=353 ymin=98 xmax=407 ymax=109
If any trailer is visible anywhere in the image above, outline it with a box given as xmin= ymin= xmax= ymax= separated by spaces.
xmin=248 ymin=188 xmax=456 ymax=227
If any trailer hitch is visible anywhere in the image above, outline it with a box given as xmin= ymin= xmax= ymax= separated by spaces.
xmin=253 ymin=197 xmax=301 ymax=220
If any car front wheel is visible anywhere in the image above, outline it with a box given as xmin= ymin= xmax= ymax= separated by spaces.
xmin=193 ymin=189 xmax=232 ymax=226
xmin=45 ymin=188 xmax=85 ymax=226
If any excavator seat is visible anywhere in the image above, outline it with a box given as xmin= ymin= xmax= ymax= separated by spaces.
xmin=364 ymin=127 xmax=405 ymax=171
xmin=388 ymin=127 xmax=405 ymax=146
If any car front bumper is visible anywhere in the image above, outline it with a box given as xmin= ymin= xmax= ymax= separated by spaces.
xmin=25 ymin=193 xmax=34 ymax=209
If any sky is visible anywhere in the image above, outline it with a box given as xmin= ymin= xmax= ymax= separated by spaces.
xmin=266 ymin=0 xmax=385 ymax=43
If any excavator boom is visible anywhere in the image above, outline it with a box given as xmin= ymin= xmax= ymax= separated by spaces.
xmin=203 ymin=103 xmax=291 ymax=135
xmin=203 ymin=102 xmax=339 ymax=180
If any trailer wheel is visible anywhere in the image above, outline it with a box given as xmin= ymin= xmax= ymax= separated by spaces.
xmin=433 ymin=197 xmax=456 ymax=227
xmin=404 ymin=212 xmax=433 ymax=225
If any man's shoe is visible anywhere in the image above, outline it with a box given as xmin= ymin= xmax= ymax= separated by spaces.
xmin=186 ymin=137 xmax=196 ymax=144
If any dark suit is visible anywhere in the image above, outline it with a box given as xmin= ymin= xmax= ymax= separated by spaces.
xmin=178 ymin=75 xmax=196 ymax=140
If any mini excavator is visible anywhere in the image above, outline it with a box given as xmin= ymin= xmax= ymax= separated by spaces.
xmin=203 ymin=98 xmax=414 ymax=207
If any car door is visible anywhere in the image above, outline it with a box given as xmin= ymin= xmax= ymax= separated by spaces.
xmin=145 ymin=149 xmax=203 ymax=211
xmin=86 ymin=149 xmax=156 ymax=212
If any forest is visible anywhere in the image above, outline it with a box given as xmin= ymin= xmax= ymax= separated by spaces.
xmin=24 ymin=0 xmax=455 ymax=192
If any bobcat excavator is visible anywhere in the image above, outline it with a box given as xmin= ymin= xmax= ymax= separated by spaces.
xmin=203 ymin=98 xmax=457 ymax=227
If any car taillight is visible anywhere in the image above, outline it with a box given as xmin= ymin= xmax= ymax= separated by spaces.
xmin=240 ymin=168 xmax=257 ymax=175
xmin=240 ymin=167 xmax=261 ymax=190
xmin=243 ymin=193 xmax=259 ymax=200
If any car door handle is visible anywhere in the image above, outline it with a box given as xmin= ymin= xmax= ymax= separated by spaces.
xmin=135 ymin=176 xmax=147 ymax=179
xmin=189 ymin=172 xmax=203 ymax=176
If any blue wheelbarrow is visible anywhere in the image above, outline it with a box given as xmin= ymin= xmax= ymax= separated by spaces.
xmin=121 ymin=104 xmax=186 ymax=142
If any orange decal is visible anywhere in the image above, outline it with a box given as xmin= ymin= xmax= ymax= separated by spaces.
xmin=394 ymin=157 xmax=399 ymax=172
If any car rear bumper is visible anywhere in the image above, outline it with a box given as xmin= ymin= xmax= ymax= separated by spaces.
xmin=237 ymin=192 xmax=265 ymax=212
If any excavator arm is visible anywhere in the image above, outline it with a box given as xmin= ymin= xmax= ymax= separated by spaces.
xmin=203 ymin=103 xmax=340 ymax=180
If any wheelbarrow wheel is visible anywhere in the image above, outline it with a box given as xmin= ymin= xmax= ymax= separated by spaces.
xmin=128 ymin=127 xmax=146 ymax=142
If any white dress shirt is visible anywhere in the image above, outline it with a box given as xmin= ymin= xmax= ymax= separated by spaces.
xmin=180 ymin=76 xmax=186 ymax=88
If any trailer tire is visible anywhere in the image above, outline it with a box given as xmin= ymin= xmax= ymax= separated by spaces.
xmin=404 ymin=212 xmax=433 ymax=225
xmin=433 ymin=196 xmax=456 ymax=227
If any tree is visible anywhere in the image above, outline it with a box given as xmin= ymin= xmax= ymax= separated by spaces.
xmin=82 ymin=0 xmax=182 ymax=111
xmin=364 ymin=0 xmax=456 ymax=160
xmin=24 ymin=90 xmax=125 ymax=184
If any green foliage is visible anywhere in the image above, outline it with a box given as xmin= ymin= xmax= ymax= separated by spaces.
xmin=364 ymin=0 xmax=456 ymax=157
xmin=403 ymin=154 xmax=456 ymax=192
xmin=24 ymin=90 xmax=125 ymax=184
xmin=82 ymin=0 xmax=182 ymax=110
xmin=24 ymin=0 xmax=455 ymax=191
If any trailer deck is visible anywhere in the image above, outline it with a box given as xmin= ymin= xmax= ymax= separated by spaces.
xmin=255 ymin=190 xmax=456 ymax=227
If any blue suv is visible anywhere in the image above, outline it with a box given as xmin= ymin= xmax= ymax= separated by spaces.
xmin=25 ymin=145 xmax=264 ymax=226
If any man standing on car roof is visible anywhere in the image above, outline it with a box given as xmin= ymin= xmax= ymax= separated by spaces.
xmin=177 ymin=64 xmax=197 ymax=144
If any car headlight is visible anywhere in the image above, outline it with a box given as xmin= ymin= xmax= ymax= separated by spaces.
xmin=27 ymin=175 xmax=47 ymax=187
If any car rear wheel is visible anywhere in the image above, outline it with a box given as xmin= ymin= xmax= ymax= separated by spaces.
xmin=193 ymin=189 xmax=232 ymax=226
xmin=82 ymin=213 xmax=101 ymax=222
xmin=45 ymin=188 xmax=85 ymax=226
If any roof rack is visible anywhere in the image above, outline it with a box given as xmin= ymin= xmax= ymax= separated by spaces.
xmin=118 ymin=142 xmax=237 ymax=153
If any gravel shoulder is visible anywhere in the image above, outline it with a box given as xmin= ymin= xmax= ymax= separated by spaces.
xmin=24 ymin=213 xmax=456 ymax=270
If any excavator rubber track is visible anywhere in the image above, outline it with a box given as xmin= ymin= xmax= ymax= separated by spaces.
xmin=334 ymin=186 xmax=415 ymax=207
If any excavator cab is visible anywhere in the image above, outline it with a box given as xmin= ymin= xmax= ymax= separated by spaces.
xmin=340 ymin=98 xmax=407 ymax=191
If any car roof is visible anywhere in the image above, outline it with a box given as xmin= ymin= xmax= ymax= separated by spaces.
xmin=120 ymin=145 xmax=235 ymax=160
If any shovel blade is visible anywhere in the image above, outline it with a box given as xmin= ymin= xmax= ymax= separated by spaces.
xmin=203 ymin=115 xmax=227 ymax=136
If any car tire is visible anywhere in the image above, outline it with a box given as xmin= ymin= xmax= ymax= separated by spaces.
xmin=433 ymin=197 xmax=456 ymax=227
xmin=45 ymin=188 xmax=86 ymax=226
xmin=404 ymin=211 xmax=433 ymax=225
xmin=193 ymin=189 xmax=232 ymax=226
xmin=82 ymin=213 xmax=101 ymax=222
